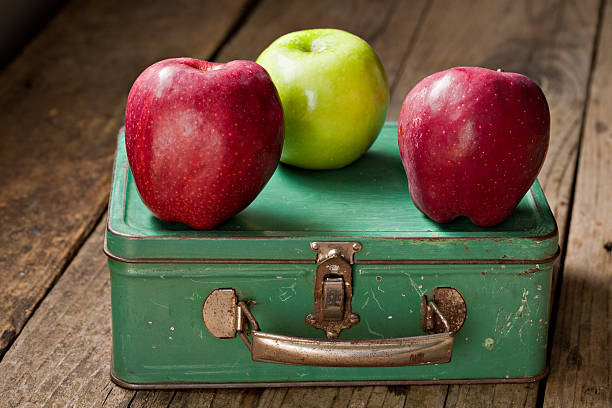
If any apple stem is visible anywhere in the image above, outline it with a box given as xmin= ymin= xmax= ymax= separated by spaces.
xmin=497 ymin=68 xmax=504 ymax=72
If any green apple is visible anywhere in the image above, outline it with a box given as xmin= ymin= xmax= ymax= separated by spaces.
xmin=256 ymin=29 xmax=389 ymax=169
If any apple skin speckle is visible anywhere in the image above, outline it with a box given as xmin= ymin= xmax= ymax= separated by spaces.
xmin=125 ymin=58 xmax=284 ymax=230
xmin=398 ymin=67 xmax=550 ymax=227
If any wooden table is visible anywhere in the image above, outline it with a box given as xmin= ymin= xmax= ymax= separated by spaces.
xmin=0 ymin=0 xmax=610 ymax=406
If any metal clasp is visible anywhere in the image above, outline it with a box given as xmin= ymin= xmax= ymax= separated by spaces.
xmin=322 ymin=276 xmax=344 ymax=320
xmin=310 ymin=241 xmax=362 ymax=264
xmin=306 ymin=241 xmax=361 ymax=338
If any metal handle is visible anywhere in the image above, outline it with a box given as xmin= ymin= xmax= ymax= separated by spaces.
xmin=237 ymin=301 xmax=454 ymax=367
xmin=202 ymin=289 xmax=461 ymax=367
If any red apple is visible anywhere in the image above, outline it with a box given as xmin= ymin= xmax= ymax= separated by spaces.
xmin=125 ymin=58 xmax=284 ymax=229
xmin=398 ymin=67 xmax=549 ymax=226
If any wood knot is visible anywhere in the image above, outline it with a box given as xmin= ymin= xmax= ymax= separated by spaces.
xmin=604 ymin=241 xmax=612 ymax=252
xmin=566 ymin=346 xmax=582 ymax=369
xmin=388 ymin=386 xmax=409 ymax=396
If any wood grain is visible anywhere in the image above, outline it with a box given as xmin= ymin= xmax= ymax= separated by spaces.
xmin=444 ymin=383 xmax=539 ymax=407
xmin=253 ymin=388 xmax=288 ymax=408
xmin=0 ymin=1 xmax=606 ymax=407
xmin=0 ymin=221 xmax=133 ymax=407
xmin=214 ymin=0 xmax=429 ymax=121
xmin=391 ymin=0 xmax=601 ymax=247
xmin=168 ymin=390 xmax=215 ymax=407
xmin=543 ymin=0 xmax=612 ymax=406
xmin=0 ymin=222 xmax=264 ymax=408
xmin=387 ymin=0 xmax=602 ymax=405
xmin=0 ymin=0 xmax=249 ymax=359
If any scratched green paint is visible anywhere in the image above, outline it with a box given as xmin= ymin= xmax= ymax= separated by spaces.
xmin=109 ymin=261 xmax=553 ymax=383
xmin=106 ymin=122 xmax=558 ymax=385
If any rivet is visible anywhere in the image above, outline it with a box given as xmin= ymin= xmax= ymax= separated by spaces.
xmin=328 ymin=249 xmax=340 ymax=258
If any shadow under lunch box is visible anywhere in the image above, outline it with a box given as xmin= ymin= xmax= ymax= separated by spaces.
xmin=105 ymin=122 xmax=559 ymax=388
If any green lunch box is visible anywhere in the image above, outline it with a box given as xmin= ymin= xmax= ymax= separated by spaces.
xmin=105 ymin=122 xmax=559 ymax=388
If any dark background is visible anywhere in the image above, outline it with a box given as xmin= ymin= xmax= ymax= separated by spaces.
xmin=0 ymin=0 xmax=65 ymax=69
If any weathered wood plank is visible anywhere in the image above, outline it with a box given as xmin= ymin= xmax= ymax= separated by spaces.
xmin=402 ymin=385 xmax=448 ymax=407
xmin=169 ymin=390 xmax=215 ymax=407
xmin=0 ymin=0 xmax=249 ymax=359
xmin=543 ymin=0 xmax=612 ymax=406
xmin=362 ymin=386 xmax=387 ymax=407
xmin=128 ymin=391 xmax=174 ymax=408
xmin=241 ymin=388 xmax=268 ymax=407
xmin=278 ymin=387 xmax=337 ymax=408
xmin=445 ymin=383 xmax=539 ymax=407
xmin=214 ymin=0 xmax=429 ymax=120
xmin=0 ymin=222 xmax=133 ymax=407
xmin=255 ymin=388 xmax=289 ymax=408
xmin=345 ymin=386 xmax=375 ymax=408
xmin=0 ymin=222 xmax=254 ymax=408
xmin=210 ymin=389 xmax=250 ymax=408
xmin=386 ymin=0 xmax=601 ymax=406
xmin=330 ymin=387 xmax=358 ymax=408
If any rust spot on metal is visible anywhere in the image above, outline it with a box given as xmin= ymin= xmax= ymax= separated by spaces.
xmin=428 ymin=288 xmax=467 ymax=335
xmin=376 ymin=276 xmax=382 ymax=281
xmin=202 ymin=289 xmax=238 ymax=338
xmin=517 ymin=267 xmax=541 ymax=276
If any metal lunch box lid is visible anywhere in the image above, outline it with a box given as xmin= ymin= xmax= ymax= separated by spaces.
xmin=105 ymin=123 xmax=558 ymax=265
